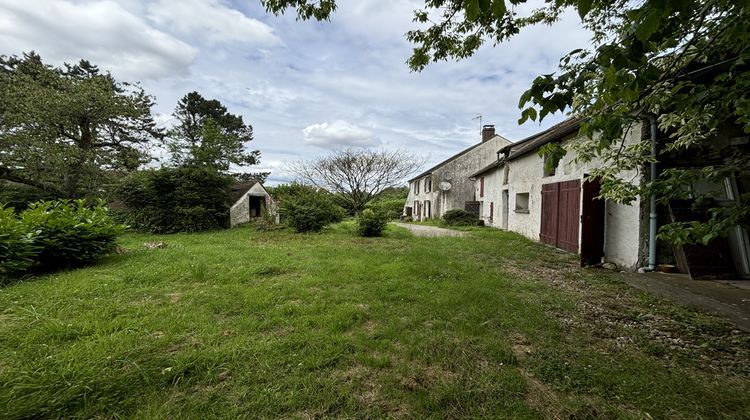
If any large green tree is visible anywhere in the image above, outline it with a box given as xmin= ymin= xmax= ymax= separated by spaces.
xmin=0 ymin=52 xmax=162 ymax=198
xmin=261 ymin=0 xmax=750 ymax=244
xmin=167 ymin=91 xmax=259 ymax=172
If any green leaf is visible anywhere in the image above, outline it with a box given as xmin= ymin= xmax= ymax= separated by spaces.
xmin=578 ymin=0 xmax=593 ymax=19
xmin=492 ymin=0 xmax=507 ymax=18
xmin=465 ymin=0 xmax=481 ymax=21
xmin=635 ymin=9 xmax=662 ymax=42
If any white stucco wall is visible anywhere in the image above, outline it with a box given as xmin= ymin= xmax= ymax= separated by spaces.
xmin=474 ymin=168 xmax=504 ymax=228
xmin=405 ymin=135 xmax=512 ymax=220
xmin=481 ymin=124 xmax=644 ymax=269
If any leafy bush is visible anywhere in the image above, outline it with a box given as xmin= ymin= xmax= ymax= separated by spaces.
xmin=356 ymin=209 xmax=388 ymax=237
xmin=0 ymin=206 xmax=40 ymax=277
xmin=20 ymin=200 xmax=125 ymax=270
xmin=443 ymin=209 xmax=482 ymax=226
xmin=1 ymin=200 xmax=124 ymax=279
xmin=0 ymin=184 xmax=58 ymax=211
xmin=117 ymin=167 xmax=233 ymax=233
xmin=365 ymin=197 xmax=405 ymax=220
xmin=273 ymin=183 xmax=345 ymax=232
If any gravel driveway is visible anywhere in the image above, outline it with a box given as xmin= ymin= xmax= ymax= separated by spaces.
xmin=392 ymin=222 xmax=468 ymax=238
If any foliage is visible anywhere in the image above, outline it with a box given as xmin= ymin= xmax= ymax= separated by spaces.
xmin=260 ymin=1 xmax=750 ymax=244
xmin=356 ymin=209 xmax=388 ymax=237
xmin=0 ymin=184 xmax=59 ymax=211
xmin=1 ymin=200 xmax=123 ymax=278
xmin=0 ymin=52 xmax=162 ymax=198
xmin=272 ymin=183 xmax=345 ymax=232
xmin=0 ymin=206 xmax=40 ymax=277
xmin=537 ymin=142 xmax=567 ymax=174
xmin=442 ymin=209 xmax=482 ymax=226
xmin=289 ymin=149 xmax=423 ymax=214
xmin=116 ymin=167 xmax=233 ymax=233
xmin=362 ymin=186 xmax=408 ymax=220
xmin=166 ymin=91 xmax=259 ymax=172
xmin=19 ymin=200 xmax=124 ymax=270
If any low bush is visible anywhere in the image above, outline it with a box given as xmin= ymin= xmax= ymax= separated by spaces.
xmin=117 ymin=167 xmax=232 ymax=233
xmin=273 ymin=183 xmax=345 ymax=233
xmin=356 ymin=209 xmax=388 ymax=237
xmin=0 ymin=200 xmax=124 ymax=279
xmin=0 ymin=206 xmax=40 ymax=277
xmin=21 ymin=200 xmax=125 ymax=269
xmin=365 ymin=197 xmax=405 ymax=220
xmin=442 ymin=209 xmax=482 ymax=226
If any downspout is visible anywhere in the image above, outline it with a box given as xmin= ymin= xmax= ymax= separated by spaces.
xmin=647 ymin=115 xmax=658 ymax=271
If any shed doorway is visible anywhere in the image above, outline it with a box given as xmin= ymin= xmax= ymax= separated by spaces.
xmin=249 ymin=196 xmax=264 ymax=217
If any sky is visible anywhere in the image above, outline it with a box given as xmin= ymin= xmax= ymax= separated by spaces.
xmin=0 ymin=0 xmax=591 ymax=185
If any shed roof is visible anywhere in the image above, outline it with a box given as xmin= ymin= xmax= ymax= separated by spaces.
xmin=230 ymin=181 xmax=260 ymax=203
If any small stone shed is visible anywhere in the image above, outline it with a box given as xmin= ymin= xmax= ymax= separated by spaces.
xmin=229 ymin=181 xmax=278 ymax=227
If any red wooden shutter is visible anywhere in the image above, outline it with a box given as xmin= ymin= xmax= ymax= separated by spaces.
xmin=557 ymin=180 xmax=581 ymax=253
xmin=540 ymin=183 xmax=559 ymax=246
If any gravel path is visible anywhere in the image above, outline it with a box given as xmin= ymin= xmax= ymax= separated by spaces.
xmin=392 ymin=222 xmax=468 ymax=238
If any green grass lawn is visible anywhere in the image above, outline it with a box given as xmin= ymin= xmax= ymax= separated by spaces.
xmin=1 ymin=223 xmax=748 ymax=418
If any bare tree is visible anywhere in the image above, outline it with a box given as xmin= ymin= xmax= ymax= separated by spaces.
xmin=289 ymin=148 xmax=425 ymax=213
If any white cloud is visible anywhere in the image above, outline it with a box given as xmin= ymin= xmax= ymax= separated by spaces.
xmin=303 ymin=121 xmax=381 ymax=149
xmin=0 ymin=0 xmax=196 ymax=80
xmin=147 ymin=0 xmax=280 ymax=46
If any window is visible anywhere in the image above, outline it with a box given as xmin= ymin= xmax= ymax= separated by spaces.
xmin=515 ymin=193 xmax=530 ymax=213
xmin=503 ymin=165 xmax=509 ymax=185
xmin=489 ymin=202 xmax=494 ymax=222
xmin=425 ymin=200 xmax=431 ymax=218
xmin=479 ymin=177 xmax=485 ymax=198
xmin=424 ymin=176 xmax=432 ymax=193
xmin=414 ymin=180 xmax=420 ymax=194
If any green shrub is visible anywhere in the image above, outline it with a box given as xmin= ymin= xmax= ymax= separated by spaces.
xmin=356 ymin=209 xmax=388 ymax=237
xmin=443 ymin=209 xmax=482 ymax=226
xmin=365 ymin=197 xmax=405 ymax=220
xmin=273 ymin=183 xmax=345 ymax=232
xmin=117 ymin=167 xmax=233 ymax=233
xmin=0 ymin=206 xmax=40 ymax=277
xmin=1 ymin=200 xmax=124 ymax=279
xmin=0 ymin=184 xmax=58 ymax=211
xmin=20 ymin=200 xmax=125 ymax=270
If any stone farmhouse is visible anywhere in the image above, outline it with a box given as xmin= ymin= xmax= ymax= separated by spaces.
xmin=229 ymin=181 xmax=278 ymax=227
xmin=406 ymin=118 xmax=750 ymax=278
xmin=404 ymin=125 xmax=512 ymax=221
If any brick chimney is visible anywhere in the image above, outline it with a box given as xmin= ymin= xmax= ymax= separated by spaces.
xmin=481 ymin=124 xmax=495 ymax=142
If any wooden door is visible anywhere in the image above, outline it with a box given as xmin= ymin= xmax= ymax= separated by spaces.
xmin=557 ymin=180 xmax=581 ymax=253
xmin=540 ymin=183 xmax=559 ymax=246
xmin=580 ymin=177 xmax=605 ymax=266
xmin=540 ymin=180 xmax=581 ymax=253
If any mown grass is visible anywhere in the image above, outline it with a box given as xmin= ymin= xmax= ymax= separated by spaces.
xmin=1 ymin=222 xmax=748 ymax=418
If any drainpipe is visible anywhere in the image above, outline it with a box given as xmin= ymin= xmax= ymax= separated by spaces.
xmin=647 ymin=115 xmax=658 ymax=271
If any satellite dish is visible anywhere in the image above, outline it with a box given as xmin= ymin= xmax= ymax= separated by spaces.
xmin=443 ymin=171 xmax=454 ymax=181
xmin=438 ymin=181 xmax=452 ymax=191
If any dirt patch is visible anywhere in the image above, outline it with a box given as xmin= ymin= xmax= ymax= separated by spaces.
xmin=520 ymin=369 xmax=564 ymax=419
xmin=510 ymin=333 xmax=534 ymax=360
xmin=399 ymin=364 xmax=458 ymax=392
xmin=165 ymin=293 xmax=181 ymax=303
xmin=334 ymin=365 xmax=410 ymax=417
xmin=361 ymin=320 xmax=378 ymax=334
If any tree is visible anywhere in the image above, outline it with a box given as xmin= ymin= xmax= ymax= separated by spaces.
xmin=167 ymin=91 xmax=259 ymax=172
xmin=289 ymin=149 xmax=424 ymax=214
xmin=261 ymin=0 xmax=750 ymax=245
xmin=0 ymin=52 xmax=162 ymax=198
